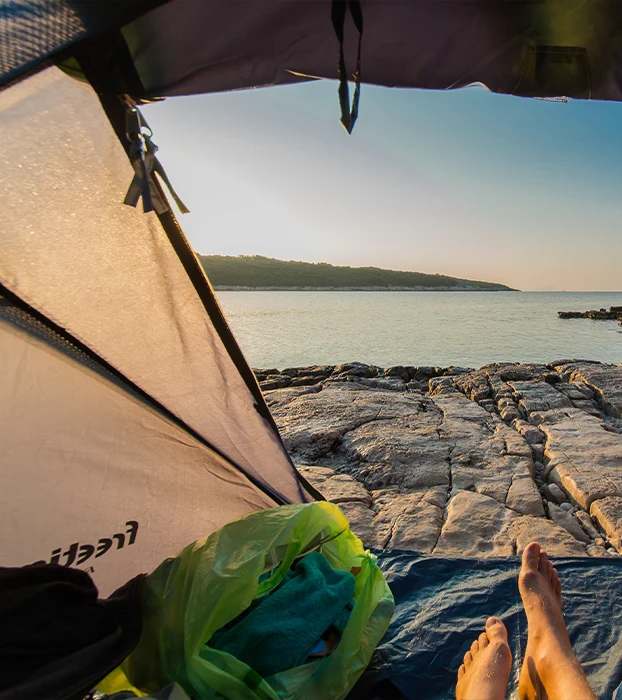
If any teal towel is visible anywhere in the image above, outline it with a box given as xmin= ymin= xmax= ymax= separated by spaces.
xmin=210 ymin=551 xmax=355 ymax=677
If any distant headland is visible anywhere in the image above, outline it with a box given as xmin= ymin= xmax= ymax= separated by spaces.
xmin=197 ymin=255 xmax=516 ymax=292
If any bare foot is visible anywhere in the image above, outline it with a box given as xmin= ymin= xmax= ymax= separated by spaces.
xmin=456 ymin=616 xmax=512 ymax=700
xmin=518 ymin=542 xmax=597 ymax=700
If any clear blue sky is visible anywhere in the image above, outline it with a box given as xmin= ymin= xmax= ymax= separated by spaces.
xmin=144 ymin=80 xmax=622 ymax=291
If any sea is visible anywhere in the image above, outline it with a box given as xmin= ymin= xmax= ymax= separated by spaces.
xmin=215 ymin=291 xmax=622 ymax=370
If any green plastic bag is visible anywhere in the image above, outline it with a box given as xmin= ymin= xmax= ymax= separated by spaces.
xmin=118 ymin=502 xmax=394 ymax=699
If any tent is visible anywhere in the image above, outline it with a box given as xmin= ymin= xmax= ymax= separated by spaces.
xmin=1 ymin=1 xmax=330 ymax=597
xmin=2 ymin=2 xmax=622 ymax=697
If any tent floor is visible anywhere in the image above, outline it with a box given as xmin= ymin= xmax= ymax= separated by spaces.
xmin=353 ymin=552 xmax=622 ymax=700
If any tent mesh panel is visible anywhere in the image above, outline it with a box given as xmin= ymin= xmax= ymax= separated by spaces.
xmin=0 ymin=293 xmax=118 ymax=383
xmin=0 ymin=1 xmax=85 ymax=85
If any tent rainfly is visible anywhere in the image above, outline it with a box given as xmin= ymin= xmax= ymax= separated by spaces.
xmin=2 ymin=0 xmax=622 ymax=596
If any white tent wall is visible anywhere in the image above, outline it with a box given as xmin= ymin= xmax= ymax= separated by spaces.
xmin=0 ymin=66 xmax=311 ymax=507
xmin=0 ymin=300 xmax=277 ymax=595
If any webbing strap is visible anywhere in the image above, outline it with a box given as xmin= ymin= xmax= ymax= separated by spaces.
xmin=331 ymin=0 xmax=364 ymax=134
xmin=125 ymin=107 xmax=154 ymax=213
xmin=124 ymin=105 xmax=190 ymax=215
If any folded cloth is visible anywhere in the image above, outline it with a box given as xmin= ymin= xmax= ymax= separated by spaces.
xmin=0 ymin=564 xmax=145 ymax=700
xmin=210 ymin=551 xmax=355 ymax=677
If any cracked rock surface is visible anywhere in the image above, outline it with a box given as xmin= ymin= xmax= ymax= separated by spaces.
xmin=256 ymin=361 xmax=622 ymax=557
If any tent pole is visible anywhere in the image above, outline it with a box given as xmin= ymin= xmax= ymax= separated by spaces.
xmin=72 ymin=43 xmax=324 ymax=503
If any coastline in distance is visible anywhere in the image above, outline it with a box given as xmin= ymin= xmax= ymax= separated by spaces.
xmin=198 ymin=254 xmax=516 ymax=292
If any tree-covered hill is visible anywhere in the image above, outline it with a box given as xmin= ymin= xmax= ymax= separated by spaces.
xmin=197 ymin=255 xmax=515 ymax=291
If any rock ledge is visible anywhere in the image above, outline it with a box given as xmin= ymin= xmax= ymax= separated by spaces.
xmin=257 ymin=361 xmax=622 ymax=557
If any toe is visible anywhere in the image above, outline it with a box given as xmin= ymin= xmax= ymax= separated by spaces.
xmin=554 ymin=574 xmax=562 ymax=603
xmin=464 ymin=650 xmax=473 ymax=666
xmin=479 ymin=631 xmax=490 ymax=648
xmin=471 ymin=640 xmax=479 ymax=656
xmin=458 ymin=664 xmax=465 ymax=680
xmin=538 ymin=549 xmax=549 ymax=574
xmin=485 ymin=616 xmax=508 ymax=642
xmin=522 ymin=542 xmax=541 ymax=572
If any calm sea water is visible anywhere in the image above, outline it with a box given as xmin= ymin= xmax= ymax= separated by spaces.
xmin=216 ymin=291 xmax=622 ymax=369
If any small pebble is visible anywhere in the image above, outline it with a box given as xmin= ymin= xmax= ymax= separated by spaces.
xmin=560 ymin=502 xmax=573 ymax=512
xmin=595 ymin=538 xmax=605 ymax=547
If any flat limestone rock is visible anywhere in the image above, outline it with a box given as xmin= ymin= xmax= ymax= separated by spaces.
xmin=450 ymin=456 xmax=537 ymax=511
xmin=357 ymin=377 xmax=408 ymax=392
xmin=506 ymin=476 xmax=545 ymax=516
xmin=500 ymin=406 xmax=521 ymax=423
xmin=264 ymin=385 xmax=321 ymax=410
xmin=272 ymin=386 xmax=424 ymax=460
xmin=298 ymin=466 xmax=373 ymax=504
xmin=499 ymin=427 xmax=534 ymax=459
xmin=514 ymin=419 xmax=545 ymax=444
xmin=342 ymin=410 xmax=450 ymax=491
xmin=546 ymin=502 xmax=591 ymax=543
xmin=586 ymin=544 xmax=609 ymax=557
xmin=561 ymin=362 xmax=622 ymax=418
xmin=512 ymin=515 xmax=587 ymax=557
xmin=590 ymin=496 xmax=622 ymax=550
xmin=541 ymin=410 xmax=622 ymax=509
xmin=296 ymin=465 xmax=336 ymax=482
xmin=312 ymin=472 xmax=373 ymax=505
xmin=432 ymin=392 xmax=492 ymax=421
xmin=371 ymin=485 xmax=448 ymax=511
xmin=509 ymin=380 xmax=573 ymax=413
xmin=452 ymin=468 xmax=511 ymax=504
xmin=263 ymin=363 xmax=615 ymax=558
xmin=574 ymin=510 xmax=601 ymax=540
xmin=336 ymin=501 xmax=377 ymax=549
xmin=434 ymin=490 xmax=516 ymax=557
xmin=372 ymin=489 xmax=445 ymax=552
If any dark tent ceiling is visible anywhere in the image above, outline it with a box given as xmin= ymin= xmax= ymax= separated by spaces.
xmin=3 ymin=1 xmax=622 ymax=106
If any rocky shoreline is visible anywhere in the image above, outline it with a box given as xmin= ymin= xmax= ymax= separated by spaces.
xmin=558 ymin=305 xmax=622 ymax=325
xmin=255 ymin=361 xmax=622 ymax=557
xmin=216 ymin=286 xmax=514 ymax=292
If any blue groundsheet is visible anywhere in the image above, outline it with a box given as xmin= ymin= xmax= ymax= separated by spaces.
xmin=353 ymin=552 xmax=622 ymax=699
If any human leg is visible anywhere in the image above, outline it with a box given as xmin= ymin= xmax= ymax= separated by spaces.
xmin=518 ymin=542 xmax=597 ymax=700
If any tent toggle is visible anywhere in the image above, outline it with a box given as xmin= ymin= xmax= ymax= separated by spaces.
xmin=123 ymin=101 xmax=190 ymax=215
xmin=332 ymin=0 xmax=363 ymax=134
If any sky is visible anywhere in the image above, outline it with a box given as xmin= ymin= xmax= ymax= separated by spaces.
xmin=143 ymin=80 xmax=622 ymax=291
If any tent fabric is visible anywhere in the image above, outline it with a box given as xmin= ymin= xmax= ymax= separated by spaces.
xmin=0 ymin=297 xmax=280 ymax=594
xmin=4 ymin=1 xmax=622 ymax=105
xmin=0 ymin=0 xmax=167 ymax=89
xmin=122 ymin=0 xmax=622 ymax=102
xmin=352 ymin=551 xmax=622 ymax=700
xmin=0 ymin=66 xmax=311 ymax=507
